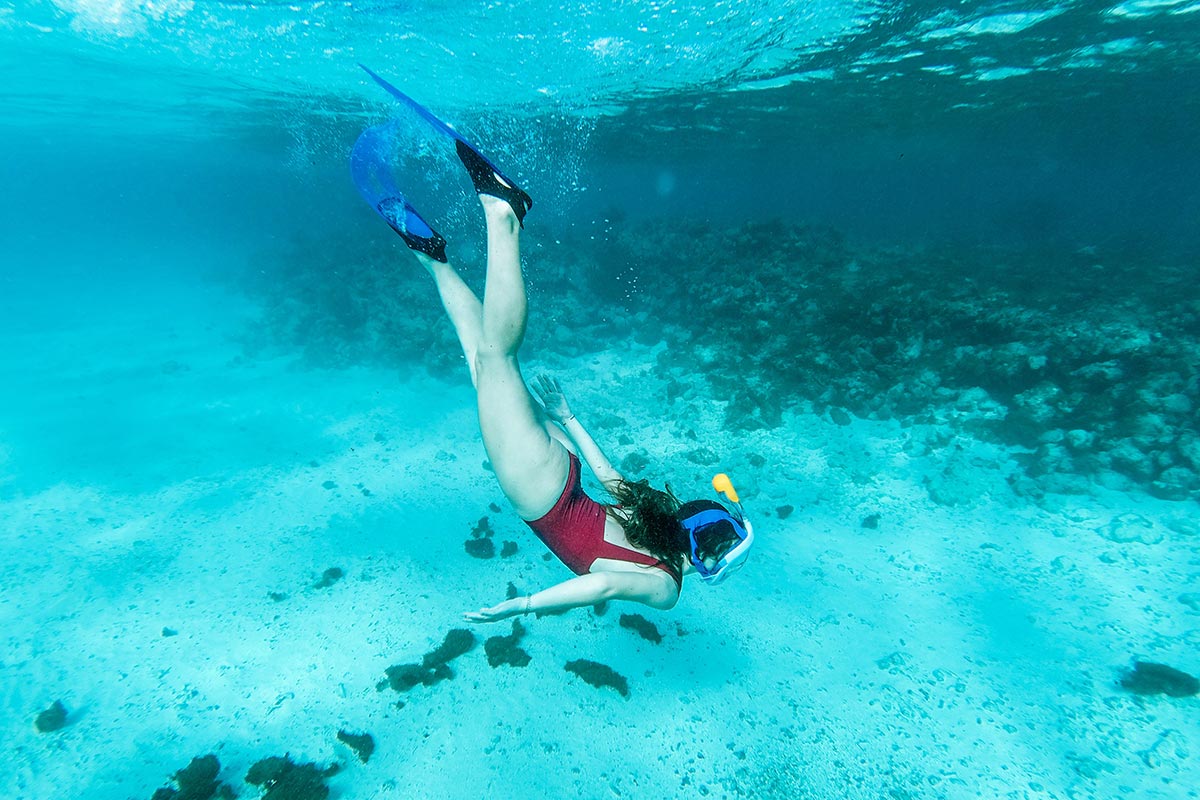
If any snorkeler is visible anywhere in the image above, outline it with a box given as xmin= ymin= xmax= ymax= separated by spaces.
xmin=352 ymin=68 xmax=754 ymax=622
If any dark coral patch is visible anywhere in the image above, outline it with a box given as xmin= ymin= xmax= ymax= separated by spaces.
xmin=1120 ymin=661 xmax=1199 ymax=697
xmin=150 ymin=754 xmax=235 ymax=800
xmin=565 ymin=659 xmax=630 ymax=698
xmin=619 ymin=613 xmax=663 ymax=644
xmin=383 ymin=630 xmax=477 ymax=692
xmin=314 ymin=567 xmax=344 ymax=588
xmin=425 ymin=629 xmax=475 ymax=666
xmin=383 ymin=663 xmax=424 ymax=691
xmin=34 ymin=700 xmax=68 ymax=733
xmin=245 ymin=754 xmax=337 ymax=800
xmin=484 ymin=620 xmax=532 ymax=668
xmin=466 ymin=516 xmax=496 ymax=558
xmin=337 ymin=730 xmax=375 ymax=764
xmin=464 ymin=538 xmax=495 ymax=559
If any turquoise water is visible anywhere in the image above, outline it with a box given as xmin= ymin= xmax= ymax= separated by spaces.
xmin=3 ymin=2 xmax=1199 ymax=798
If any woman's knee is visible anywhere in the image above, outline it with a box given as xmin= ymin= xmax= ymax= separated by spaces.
xmin=472 ymin=347 xmax=518 ymax=378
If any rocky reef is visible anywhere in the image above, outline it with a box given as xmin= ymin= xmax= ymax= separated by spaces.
xmin=603 ymin=221 xmax=1199 ymax=501
xmin=241 ymin=219 xmax=1199 ymax=500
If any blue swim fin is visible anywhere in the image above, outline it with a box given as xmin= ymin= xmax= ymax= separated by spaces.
xmin=357 ymin=64 xmax=532 ymax=226
xmin=350 ymin=119 xmax=449 ymax=262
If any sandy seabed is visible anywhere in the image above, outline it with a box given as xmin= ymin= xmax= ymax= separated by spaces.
xmin=1 ymin=264 xmax=1197 ymax=800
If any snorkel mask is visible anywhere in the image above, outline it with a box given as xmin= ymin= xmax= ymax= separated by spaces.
xmin=678 ymin=473 xmax=755 ymax=585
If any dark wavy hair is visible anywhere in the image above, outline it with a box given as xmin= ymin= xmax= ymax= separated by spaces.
xmin=606 ymin=478 xmax=689 ymax=581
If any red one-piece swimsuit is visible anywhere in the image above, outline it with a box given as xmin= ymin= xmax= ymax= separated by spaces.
xmin=525 ymin=452 xmax=681 ymax=589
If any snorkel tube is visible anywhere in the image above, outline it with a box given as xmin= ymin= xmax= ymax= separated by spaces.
xmin=712 ymin=473 xmax=745 ymax=520
xmin=713 ymin=472 xmax=755 ymax=537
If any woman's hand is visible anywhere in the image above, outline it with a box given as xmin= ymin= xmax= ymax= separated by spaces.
xmin=532 ymin=374 xmax=573 ymax=423
xmin=464 ymin=596 xmax=529 ymax=624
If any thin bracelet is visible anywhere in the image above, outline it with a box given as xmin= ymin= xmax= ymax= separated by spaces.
xmin=561 ymin=414 xmax=576 ymax=423
xmin=524 ymin=595 xmax=533 ymax=615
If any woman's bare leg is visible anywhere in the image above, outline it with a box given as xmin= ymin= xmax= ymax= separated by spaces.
xmin=416 ymin=247 xmax=575 ymax=456
xmin=415 ymin=252 xmax=483 ymax=386
xmin=471 ymin=196 xmax=567 ymax=519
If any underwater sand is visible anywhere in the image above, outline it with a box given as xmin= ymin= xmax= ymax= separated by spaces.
xmin=2 ymin=255 xmax=1197 ymax=800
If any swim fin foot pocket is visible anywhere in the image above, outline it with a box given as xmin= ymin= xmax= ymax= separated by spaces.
xmin=378 ymin=197 xmax=449 ymax=262
xmin=455 ymin=139 xmax=533 ymax=227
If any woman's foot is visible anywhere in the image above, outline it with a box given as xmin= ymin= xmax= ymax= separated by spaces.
xmin=455 ymin=140 xmax=532 ymax=226
xmin=378 ymin=197 xmax=448 ymax=262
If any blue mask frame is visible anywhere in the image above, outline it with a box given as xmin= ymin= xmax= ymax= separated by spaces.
xmin=680 ymin=506 xmax=754 ymax=585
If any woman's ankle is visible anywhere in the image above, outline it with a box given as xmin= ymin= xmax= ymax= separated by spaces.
xmin=414 ymin=251 xmax=440 ymax=274
xmin=480 ymin=195 xmax=519 ymax=227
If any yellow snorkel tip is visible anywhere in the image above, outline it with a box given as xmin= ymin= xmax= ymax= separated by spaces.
xmin=712 ymin=473 xmax=739 ymax=504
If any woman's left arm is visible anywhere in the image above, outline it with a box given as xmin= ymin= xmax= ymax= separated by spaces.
xmin=531 ymin=374 xmax=624 ymax=491
xmin=464 ymin=571 xmax=677 ymax=623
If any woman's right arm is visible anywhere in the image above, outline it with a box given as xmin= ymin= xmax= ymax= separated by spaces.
xmin=463 ymin=570 xmax=677 ymax=623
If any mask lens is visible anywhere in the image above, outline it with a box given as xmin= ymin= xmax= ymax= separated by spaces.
xmin=694 ymin=521 xmax=740 ymax=563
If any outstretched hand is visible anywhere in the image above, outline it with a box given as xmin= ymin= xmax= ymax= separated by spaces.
xmin=532 ymin=374 xmax=573 ymax=423
xmin=464 ymin=597 xmax=528 ymax=624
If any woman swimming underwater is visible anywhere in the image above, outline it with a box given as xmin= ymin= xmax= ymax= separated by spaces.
xmin=351 ymin=72 xmax=753 ymax=622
